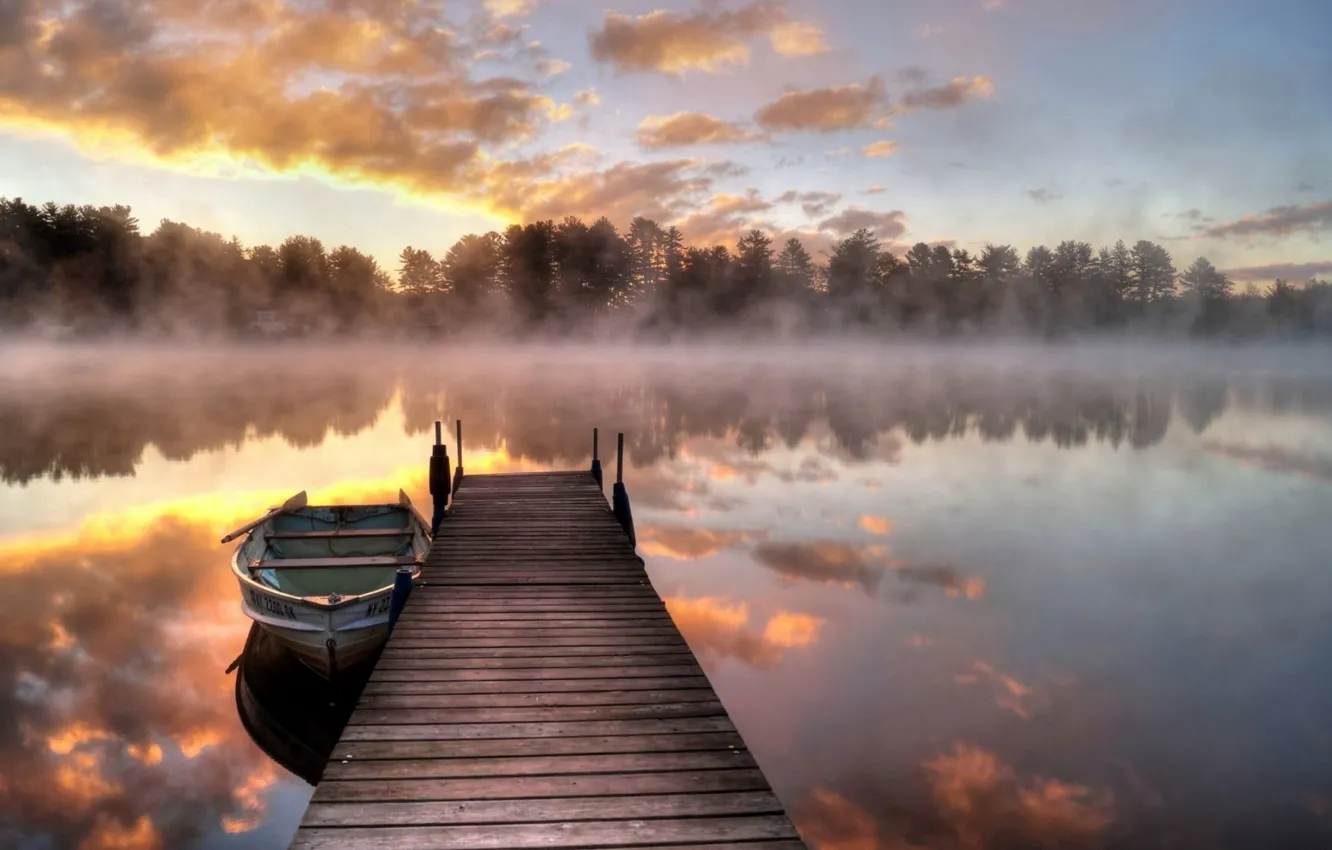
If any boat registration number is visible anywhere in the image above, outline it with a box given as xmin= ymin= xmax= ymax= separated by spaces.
xmin=249 ymin=588 xmax=297 ymax=620
xmin=365 ymin=596 xmax=391 ymax=618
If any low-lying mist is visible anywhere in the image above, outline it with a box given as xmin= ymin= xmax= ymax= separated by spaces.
xmin=3 ymin=340 xmax=1330 ymax=487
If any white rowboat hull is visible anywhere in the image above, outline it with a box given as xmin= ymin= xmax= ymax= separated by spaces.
xmin=237 ymin=580 xmax=397 ymax=678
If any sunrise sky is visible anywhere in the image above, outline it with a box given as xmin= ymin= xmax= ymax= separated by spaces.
xmin=1 ymin=0 xmax=1328 ymax=283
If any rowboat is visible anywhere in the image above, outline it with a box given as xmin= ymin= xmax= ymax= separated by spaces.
xmin=225 ymin=490 xmax=430 ymax=679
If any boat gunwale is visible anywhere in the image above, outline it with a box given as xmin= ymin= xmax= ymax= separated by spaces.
xmin=229 ymin=500 xmax=428 ymax=610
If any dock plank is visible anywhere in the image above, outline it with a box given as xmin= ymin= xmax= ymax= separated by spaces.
xmin=286 ymin=469 xmax=805 ymax=849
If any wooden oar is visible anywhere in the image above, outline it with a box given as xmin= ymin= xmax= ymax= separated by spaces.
xmin=219 ymin=491 xmax=308 ymax=544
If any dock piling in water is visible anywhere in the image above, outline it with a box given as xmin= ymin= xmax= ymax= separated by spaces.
xmin=386 ymin=567 xmax=413 ymax=632
xmin=452 ymin=418 xmax=464 ymax=494
xmin=612 ymin=432 xmax=636 ymax=546
xmin=427 ymin=420 xmax=451 ymax=534
xmin=285 ymin=442 xmax=805 ymax=848
xmin=591 ymin=426 xmax=603 ymax=488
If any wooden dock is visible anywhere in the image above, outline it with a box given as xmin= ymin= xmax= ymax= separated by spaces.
xmin=287 ymin=468 xmax=807 ymax=849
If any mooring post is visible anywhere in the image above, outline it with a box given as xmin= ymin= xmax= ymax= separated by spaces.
xmin=388 ymin=566 xmax=414 ymax=632
xmin=452 ymin=419 xmax=464 ymax=494
xmin=591 ymin=427 xmax=603 ymax=488
xmin=428 ymin=420 xmax=451 ymax=535
xmin=611 ymin=432 xmax=636 ymax=546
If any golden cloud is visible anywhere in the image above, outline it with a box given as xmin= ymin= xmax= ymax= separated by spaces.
xmin=588 ymin=1 xmax=827 ymax=76
xmin=638 ymin=525 xmax=761 ymax=560
xmin=755 ymin=73 xmax=993 ymax=134
xmin=752 ymin=540 xmax=887 ymax=595
xmin=762 ymin=611 xmax=825 ymax=647
xmin=819 ymin=208 xmax=909 ymax=239
xmin=0 ymin=0 xmax=579 ymax=222
xmin=1201 ymin=200 xmax=1332 ymax=240
xmin=896 ymin=562 xmax=987 ymax=600
xmin=899 ymin=75 xmax=996 ymax=110
xmin=664 ymin=594 xmax=824 ymax=668
xmin=485 ymin=0 xmax=534 ymax=18
xmin=674 ymin=190 xmax=780 ymax=247
xmin=862 ymin=139 xmax=900 ymax=159
xmin=955 ymin=661 xmax=1050 ymax=718
xmin=636 ymin=112 xmax=765 ymax=150
xmin=77 ymin=814 xmax=162 ymax=850
xmin=924 ymin=744 xmax=1114 ymax=845
xmin=790 ymin=788 xmax=880 ymax=850
xmin=769 ymin=20 xmax=830 ymax=56
xmin=755 ymin=77 xmax=890 ymax=132
xmin=0 ymin=490 xmax=357 ymax=847
xmin=856 ymin=515 xmax=893 ymax=535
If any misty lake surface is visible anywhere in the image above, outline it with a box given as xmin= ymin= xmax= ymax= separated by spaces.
xmin=3 ymin=341 xmax=1332 ymax=850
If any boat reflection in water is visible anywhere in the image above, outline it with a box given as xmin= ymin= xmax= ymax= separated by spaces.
xmin=232 ymin=622 xmax=378 ymax=785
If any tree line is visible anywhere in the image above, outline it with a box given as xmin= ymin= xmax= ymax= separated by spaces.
xmin=2 ymin=196 xmax=1329 ymax=337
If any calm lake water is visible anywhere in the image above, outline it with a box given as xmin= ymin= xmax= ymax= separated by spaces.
xmin=3 ymin=342 xmax=1332 ymax=849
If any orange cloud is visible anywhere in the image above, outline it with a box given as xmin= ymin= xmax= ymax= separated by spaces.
xmin=752 ymin=540 xmax=887 ymax=595
xmin=664 ymin=594 xmax=823 ymax=667
xmin=862 ymin=140 xmax=900 ymax=159
xmin=636 ymin=112 xmax=765 ymax=150
xmin=924 ymin=744 xmax=1114 ymax=845
xmin=762 ymin=611 xmax=825 ymax=647
xmin=485 ymin=0 xmax=534 ymax=18
xmin=900 ymin=76 xmax=996 ymax=110
xmin=588 ymin=0 xmax=828 ymax=75
xmin=856 ymin=515 xmax=893 ymax=535
xmin=0 ymin=497 xmax=306 ymax=848
xmin=638 ymin=525 xmax=760 ymax=560
xmin=78 ymin=814 xmax=161 ymax=850
xmin=755 ymin=78 xmax=890 ymax=132
xmin=791 ymin=787 xmax=880 ymax=850
xmin=896 ymin=563 xmax=987 ymax=600
xmin=1201 ymin=200 xmax=1332 ymax=240
xmin=0 ymin=0 xmax=577 ymax=222
xmin=819 ymin=208 xmax=909 ymax=239
xmin=955 ymin=661 xmax=1050 ymax=718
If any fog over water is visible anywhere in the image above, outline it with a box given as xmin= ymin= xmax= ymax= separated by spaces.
xmin=1 ymin=341 xmax=1331 ymax=849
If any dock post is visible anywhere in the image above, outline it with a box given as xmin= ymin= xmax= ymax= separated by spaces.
xmin=428 ymin=420 xmax=451 ymax=535
xmin=611 ymin=432 xmax=636 ymax=546
xmin=452 ymin=419 xmax=464 ymax=493
xmin=590 ymin=427 xmax=603 ymax=488
xmin=388 ymin=566 xmax=413 ymax=632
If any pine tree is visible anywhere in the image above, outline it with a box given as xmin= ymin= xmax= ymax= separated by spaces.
xmin=1179 ymin=256 xmax=1231 ymax=300
xmin=775 ymin=238 xmax=814 ymax=298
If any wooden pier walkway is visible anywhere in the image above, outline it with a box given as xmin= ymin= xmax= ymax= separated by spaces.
xmin=288 ymin=469 xmax=807 ymax=849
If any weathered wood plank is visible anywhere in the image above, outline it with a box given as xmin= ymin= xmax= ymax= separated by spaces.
xmin=388 ymin=626 xmax=682 ymax=639
xmin=322 ymin=749 xmax=756 ymax=781
xmin=311 ymin=768 xmax=770 ymax=803
xmin=361 ymin=676 xmax=712 ymax=696
xmin=368 ymin=664 xmax=705 ymax=682
xmin=302 ymin=790 xmax=781 ymax=827
xmin=289 ymin=815 xmax=798 ymax=849
xmin=334 ymin=731 xmax=746 ymax=760
xmin=376 ymin=641 xmax=694 ymax=654
xmin=374 ymin=654 xmax=698 ymax=670
xmin=394 ymin=612 xmax=671 ymax=623
xmin=358 ymin=689 xmax=723 ymax=709
xmin=348 ymin=701 xmax=727 ymax=725
xmin=339 ymin=716 xmax=738 ymax=742
xmin=376 ymin=645 xmax=688 ymax=660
